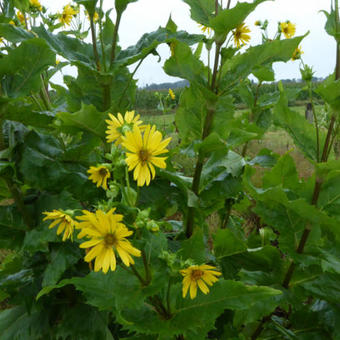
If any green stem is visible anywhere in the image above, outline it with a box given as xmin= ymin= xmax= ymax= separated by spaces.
xmin=39 ymin=76 xmax=51 ymax=110
xmin=308 ymin=83 xmax=320 ymax=161
xmin=166 ymin=278 xmax=172 ymax=314
xmin=99 ymin=0 xmax=107 ymax=72
xmin=110 ymin=11 xmax=122 ymax=68
xmin=90 ymin=15 xmax=101 ymax=71
xmin=142 ymin=250 xmax=152 ymax=285
xmin=130 ymin=264 xmax=147 ymax=286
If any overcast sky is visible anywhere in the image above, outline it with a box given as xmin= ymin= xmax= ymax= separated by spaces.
xmin=44 ymin=0 xmax=335 ymax=86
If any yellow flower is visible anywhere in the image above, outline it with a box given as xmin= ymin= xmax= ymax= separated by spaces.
xmin=56 ymin=58 xmax=60 ymax=65
xmin=254 ymin=20 xmax=261 ymax=26
xmin=87 ymin=165 xmax=111 ymax=190
xmin=280 ymin=21 xmax=296 ymax=39
xmin=181 ymin=264 xmax=222 ymax=299
xmin=169 ymin=88 xmax=175 ymax=100
xmin=198 ymin=24 xmax=211 ymax=35
xmin=59 ymin=4 xmax=77 ymax=26
xmin=9 ymin=20 xmax=15 ymax=26
xmin=29 ymin=0 xmax=42 ymax=11
xmin=17 ymin=11 xmax=25 ymax=25
xmin=43 ymin=210 xmax=77 ymax=241
xmin=77 ymin=209 xmax=141 ymax=273
xmin=122 ymin=125 xmax=171 ymax=186
xmin=233 ymin=23 xmax=251 ymax=48
xmin=291 ymin=46 xmax=303 ymax=61
xmin=0 ymin=37 xmax=3 ymax=44
xmin=105 ymin=110 xmax=143 ymax=145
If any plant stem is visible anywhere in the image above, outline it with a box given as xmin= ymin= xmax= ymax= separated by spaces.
xmin=166 ymin=279 xmax=172 ymax=314
xmin=40 ymin=76 xmax=51 ymax=110
xmin=142 ymin=250 xmax=152 ymax=284
xmin=308 ymin=83 xmax=320 ymax=161
xmin=185 ymin=37 xmax=222 ymax=238
xmin=5 ymin=178 xmax=33 ymax=229
xmin=90 ymin=16 xmax=101 ymax=71
xmin=99 ymin=0 xmax=107 ymax=72
xmin=110 ymin=11 xmax=122 ymax=68
xmin=130 ymin=264 xmax=147 ymax=286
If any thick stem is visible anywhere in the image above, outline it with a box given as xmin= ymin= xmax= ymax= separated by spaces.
xmin=90 ymin=16 xmax=101 ymax=71
xmin=142 ymin=250 xmax=152 ymax=284
xmin=130 ymin=264 xmax=147 ymax=286
xmin=99 ymin=0 xmax=107 ymax=72
xmin=185 ymin=37 xmax=222 ymax=238
xmin=309 ymin=84 xmax=320 ymax=161
xmin=110 ymin=12 xmax=122 ymax=68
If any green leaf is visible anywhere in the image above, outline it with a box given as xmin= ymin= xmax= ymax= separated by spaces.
xmin=210 ymin=0 xmax=270 ymax=38
xmin=252 ymin=64 xmax=275 ymax=82
xmin=42 ymin=243 xmax=82 ymax=287
xmin=0 ymin=38 xmax=55 ymax=98
xmin=220 ymin=35 xmax=306 ymax=91
xmin=183 ymin=0 xmax=216 ymax=26
xmin=115 ymin=0 xmax=137 ymax=14
xmin=74 ymin=0 xmax=98 ymax=16
xmin=0 ymin=23 xmax=34 ymax=43
xmin=57 ymin=103 xmax=106 ymax=139
xmin=316 ymin=74 xmax=340 ymax=111
xmin=117 ymin=280 xmax=281 ymax=337
xmin=321 ymin=9 xmax=340 ymax=42
xmin=273 ymin=86 xmax=321 ymax=161
xmin=164 ymin=40 xmax=208 ymax=86
xmin=214 ymin=228 xmax=247 ymax=259
xmin=178 ymin=228 xmax=207 ymax=263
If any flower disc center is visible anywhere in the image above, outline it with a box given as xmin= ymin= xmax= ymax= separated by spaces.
xmin=99 ymin=167 xmax=108 ymax=177
xmin=139 ymin=149 xmax=149 ymax=162
xmin=104 ymin=234 xmax=116 ymax=246
xmin=191 ymin=269 xmax=204 ymax=281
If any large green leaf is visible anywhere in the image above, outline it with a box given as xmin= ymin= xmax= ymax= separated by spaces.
xmin=117 ymin=280 xmax=281 ymax=337
xmin=183 ymin=0 xmax=216 ymax=26
xmin=0 ymin=38 xmax=55 ymax=98
xmin=316 ymin=74 xmax=340 ymax=111
xmin=0 ymin=23 xmax=34 ymax=43
xmin=273 ymin=87 xmax=322 ymax=161
xmin=57 ymin=103 xmax=107 ymax=139
xmin=164 ymin=40 xmax=208 ymax=87
xmin=115 ymin=0 xmax=137 ymax=14
xmin=220 ymin=35 xmax=306 ymax=91
xmin=210 ymin=0 xmax=270 ymax=38
xmin=213 ymin=228 xmax=247 ymax=259
xmin=117 ymin=27 xmax=205 ymax=67
xmin=321 ymin=9 xmax=340 ymax=42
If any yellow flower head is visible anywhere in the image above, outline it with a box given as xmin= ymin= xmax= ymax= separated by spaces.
xmin=233 ymin=23 xmax=251 ymax=48
xmin=59 ymin=4 xmax=77 ymax=26
xmin=9 ymin=20 xmax=15 ymax=26
xmin=78 ymin=209 xmax=141 ymax=273
xmin=180 ymin=264 xmax=222 ymax=299
xmin=122 ymin=125 xmax=171 ymax=187
xmin=56 ymin=58 xmax=60 ymax=65
xmin=291 ymin=46 xmax=303 ymax=61
xmin=105 ymin=110 xmax=143 ymax=146
xmin=43 ymin=210 xmax=77 ymax=241
xmin=17 ymin=11 xmax=25 ymax=24
xmin=29 ymin=0 xmax=42 ymax=11
xmin=198 ymin=24 xmax=211 ymax=35
xmin=169 ymin=88 xmax=175 ymax=100
xmin=87 ymin=165 xmax=111 ymax=190
xmin=280 ymin=21 xmax=296 ymax=39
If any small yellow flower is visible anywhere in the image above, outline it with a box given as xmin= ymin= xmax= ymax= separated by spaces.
xmin=59 ymin=4 xmax=77 ymax=26
xmin=254 ymin=20 xmax=261 ymax=26
xmin=122 ymin=125 xmax=171 ymax=187
xmin=43 ymin=210 xmax=77 ymax=241
xmin=17 ymin=11 xmax=25 ymax=25
xmin=233 ymin=23 xmax=251 ymax=48
xmin=77 ymin=209 xmax=141 ymax=273
xmin=280 ymin=21 xmax=296 ymax=39
xmin=56 ymin=58 xmax=60 ymax=65
xmin=105 ymin=110 xmax=143 ymax=145
xmin=198 ymin=24 xmax=211 ymax=35
xmin=9 ymin=20 xmax=15 ymax=26
xmin=291 ymin=46 xmax=303 ymax=61
xmin=169 ymin=88 xmax=175 ymax=100
xmin=180 ymin=264 xmax=222 ymax=299
xmin=0 ymin=37 xmax=3 ymax=44
xmin=29 ymin=0 xmax=42 ymax=11
xmin=87 ymin=165 xmax=111 ymax=190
